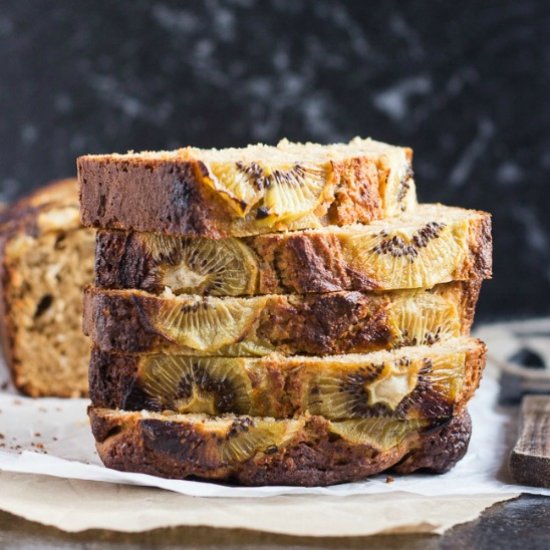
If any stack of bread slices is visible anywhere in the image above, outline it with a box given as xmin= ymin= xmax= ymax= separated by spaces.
xmin=78 ymin=138 xmax=492 ymax=486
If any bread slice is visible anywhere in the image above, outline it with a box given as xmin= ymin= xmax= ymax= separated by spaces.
xmin=0 ymin=179 xmax=95 ymax=396
xmin=89 ymin=407 xmax=471 ymax=485
xmin=78 ymin=138 xmax=415 ymax=238
xmin=89 ymin=337 xmax=485 ymax=421
xmin=95 ymin=204 xmax=492 ymax=296
xmin=83 ymin=281 xmax=480 ymax=356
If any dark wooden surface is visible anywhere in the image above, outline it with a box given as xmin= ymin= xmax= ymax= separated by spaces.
xmin=510 ymin=396 xmax=550 ymax=488
xmin=0 ymin=494 xmax=548 ymax=549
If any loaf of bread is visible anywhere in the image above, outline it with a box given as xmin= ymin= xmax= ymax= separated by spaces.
xmin=78 ymin=138 xmax=415 ymax=238
xmin=89 ymin=407 xmax=472 ymax=486
xmin=0 ymin=179 xmax=95 ymax=396
xmin=82 ymin=281 xmax=480 ymax=355
xmin=94 ymin=204 xmax=492 ymax=296
xmin=88 ymin=337 xmax=485 ymax=421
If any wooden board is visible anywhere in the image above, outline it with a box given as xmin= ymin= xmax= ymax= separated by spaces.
xmin=509 ymin=395 xmax=550 ymax=487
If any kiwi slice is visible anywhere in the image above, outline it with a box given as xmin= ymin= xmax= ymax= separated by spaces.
xmin=423 ymin=353 xmax=465 ymax=401
xmin=149 ymin=296 xmax=267 ymax=352
xmin=367 ymin=360 xmax=419 ymax=410
xmin=170 ymin=341 xmax=275 ymax=357
xmin=140 ymin=355 xmax=253 ymax=415
xmin=204 ymin=160 xmax=330 ymax=224
xmin=217 ymin=416 xmax=303 ymax=463
xmin=260 ymin=163 xmax=329 ymax=224
xmin=203 ymin=161 xmax=264 ymax=217
xmin=142 ymin=233 xmax=259 ymax=296
xmin=389 ymin=289 xmax=461 ymax=346
xmin=330 ymin=417 xmax=429 ymax=451
xmin=308 ymin=359 xmax=419 ymax=418
xmin=308 ymin=363 xmax=383 ymax=419
xmin=216 ymin=341 xmax=276 ymax=356
xmin=344 ymin=220 xmax=467 ymax=289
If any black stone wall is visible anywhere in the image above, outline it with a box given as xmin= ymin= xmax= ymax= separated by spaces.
xmin=1 ymin=0 xmax=549 ymax=320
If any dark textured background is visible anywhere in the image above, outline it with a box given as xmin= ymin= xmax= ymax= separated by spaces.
xmin=0 ymin=0 xmax=548 ymax=320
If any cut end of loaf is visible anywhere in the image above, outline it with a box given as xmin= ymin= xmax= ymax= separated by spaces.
xmin=4 ymin=227 xmax=95 ymax=396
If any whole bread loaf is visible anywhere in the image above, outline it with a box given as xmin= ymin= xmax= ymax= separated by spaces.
xmin=0 ymin=179 xmax=95 ymax=396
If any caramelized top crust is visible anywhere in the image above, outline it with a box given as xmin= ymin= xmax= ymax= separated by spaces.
xmin=0 ymin=179 xmax=80 ymax=237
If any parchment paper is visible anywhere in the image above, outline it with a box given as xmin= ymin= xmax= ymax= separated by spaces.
xmin=0 ymin=319 xmax=548 ymax=535
xmin=0 ymin=471 xmax=513 ymax=536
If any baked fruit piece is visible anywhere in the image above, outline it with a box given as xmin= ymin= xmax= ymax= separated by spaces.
xmin=0 ymin=179 xmax=95 ymax=396
xmin=89 ymin=407 xmax=472 ymax=486
xmin=89 ymin=337 xmax=485 ymax=420
xmin=78 ymin=137 xmax=415 ymax=238
xmin=94 ymin=204 xmax=492 ymax=295
xmin=83 ymin=281 xmax=480 ymax=355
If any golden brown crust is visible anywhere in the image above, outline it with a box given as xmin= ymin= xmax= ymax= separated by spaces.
xmin=94 ymin=207 xmax=492 ymax=296
xmin=89 ymin=408 xmax=472 ymax=486
xmin=0 ymin=179 xmax=94 ymax=397
xmin=0 ymin=179 xmax=79 ymax=238
xmin=471 ymin=213 xmax=493 ymax=279
xmin=82 ymin=281 xmax=480 ymax=355
xmin=78 ymin=144 xmax=414 ymax=238
xmin=88 ymin=338 xmax=486 ymax=420
xmin=0 ymin=179 xmax=78 ymax=226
